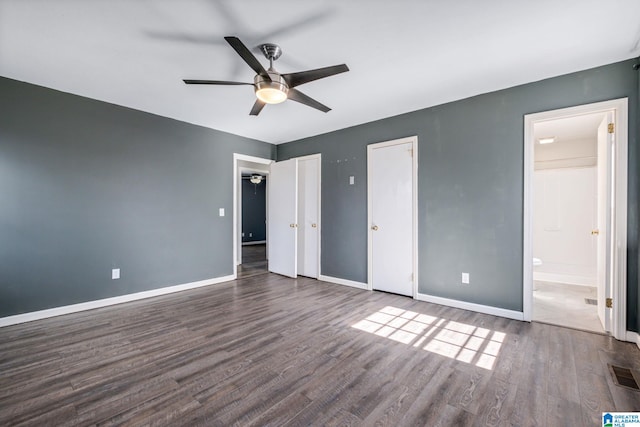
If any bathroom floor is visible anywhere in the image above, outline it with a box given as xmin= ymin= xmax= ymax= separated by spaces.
xmin=533 ymin=280 xmax=605 ymax=334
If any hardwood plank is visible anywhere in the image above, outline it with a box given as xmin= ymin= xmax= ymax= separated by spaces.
xmin=0 ymin=272 xmax=638 ymax=426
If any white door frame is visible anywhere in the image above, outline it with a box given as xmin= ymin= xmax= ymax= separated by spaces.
xmin=523 ymin=98 xmax=628 ymax=340
xmin=295 ymin=153 xmax=322 ymax=279
xmin=233 ymin=153 xmax=273 ymax=278
xmin=367 ymin=136 xmax=419 ymax=297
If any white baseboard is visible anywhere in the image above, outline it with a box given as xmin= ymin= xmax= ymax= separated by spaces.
xmin=416 ymin=293 xmax=524 ymax=321
xmin=242 ymin=240 xmax=266 ymax=246
xmin=533 ymin=272 xmax=595 ymax=287
xmin=319 ymin=275 xmax=368 ymax=290
xmin=626 ymin=331 xmax=640 ymax=350
xmin=0 ymin=274 xmax=235 ymax=328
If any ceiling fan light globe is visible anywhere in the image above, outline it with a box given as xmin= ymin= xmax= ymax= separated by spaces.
xmin=256 ymin=87 xmax=287 ymax=104
xmin=254 ymin=73 xmax=288 ymax=104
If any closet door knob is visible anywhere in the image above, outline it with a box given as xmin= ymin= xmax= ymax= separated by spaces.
xmin=311 ymin=223 xmax=317 ymax=228
xmin=371 ymin=225 xmax=379 ymax=231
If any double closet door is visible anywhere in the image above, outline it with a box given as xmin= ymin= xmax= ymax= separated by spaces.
xmin=268 ymin=154 xmax=320 ymax=279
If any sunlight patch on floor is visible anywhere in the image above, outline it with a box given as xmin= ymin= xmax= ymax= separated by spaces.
xmin=351 ymin=306 xmax=504 ymax=370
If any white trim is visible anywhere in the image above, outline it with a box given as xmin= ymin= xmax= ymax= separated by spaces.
xmin=416 ymin=293 xmax=525 ymax=321
xmin=233 ymin=153 xmax=273 ymax=277
xmin=523 ymin=98 xmax=628 ymax=340
xmin=319 ymin=275 xmax=368 ymax=290
xmin=0 ymin=275 xmax=235 ymax=328
xmin=533 ymin=272 xmax=596 ymax=287
xmin=625 ymin=331 xmax=640 ymax=350
xmin=242 ymin=240 xmax=266 ymax=246
xmin=612 ymin=102 xmax=628 ymax=342
xmin=367 ymin=136 xmax=418 ymax=297
xmin=523 ymin=112 xmax=534 ymax=322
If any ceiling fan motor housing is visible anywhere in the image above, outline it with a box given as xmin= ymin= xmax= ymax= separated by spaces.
xmin=254 ymin=72 xmax=289 ymax=103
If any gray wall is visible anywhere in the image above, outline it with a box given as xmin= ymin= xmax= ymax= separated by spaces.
xmin=278 ymin=59 xmax=639 ymax=331
xmin=0 ymin=77 xmax=275 ymax=317
xmin=241 ymin=179 xmax=267 ymax=242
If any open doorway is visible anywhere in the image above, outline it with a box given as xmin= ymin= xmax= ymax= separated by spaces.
xmin=531 ymin=112 xmax=607 ymax=333
xmin=233 ymin=154 xmax=273 ymax=279
xmin=239 ymin=170 xmax=268 ymax=278
xmin=523 ymin=98 xmax=628 ymax=340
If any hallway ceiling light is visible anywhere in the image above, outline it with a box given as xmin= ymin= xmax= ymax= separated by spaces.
xmin=250 ymin=175 xmax=263 ymax=184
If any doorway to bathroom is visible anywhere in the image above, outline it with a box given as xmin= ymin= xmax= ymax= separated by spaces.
xmin=522 ymin=99 xmax=628 ymax=339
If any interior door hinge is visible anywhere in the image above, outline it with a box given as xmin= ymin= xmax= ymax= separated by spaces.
xmin=608 ymin=123 xmax=614 ymax=134
xmin=409 ymin=148 xmax=413 ymax=157
xmin=606 ymin=297 xmax=613 ymax=308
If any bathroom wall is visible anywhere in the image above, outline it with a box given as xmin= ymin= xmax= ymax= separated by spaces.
xmin=533 ymin=167 xmax=597 ymax=285
xmin=535 ymin=138 xmax=597 ymax=170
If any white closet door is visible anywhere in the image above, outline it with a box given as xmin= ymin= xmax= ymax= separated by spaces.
xmin=368 ymin=140 xmax=416 ymax=296
xmin=297 ymin=157 xmax=320 ymax=278
xmin=268 ymin=159 xmax=298 ymax=278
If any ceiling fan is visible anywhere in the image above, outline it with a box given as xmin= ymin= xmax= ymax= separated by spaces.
xmin=183 ymin=36 xmax=349 ymax=116
xmin=242 ymin=174 xmax=265 ymax=184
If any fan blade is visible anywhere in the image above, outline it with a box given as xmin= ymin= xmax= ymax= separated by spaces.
xmin=183 ymin=79 xmax=253 ymax=85
xmin=224 ymin=36 xmax=271 ymax=82
xmin=282 ymin=64 xmax=349 ymax=88
xmin=250 ymin=99 xmax=266 ymax=116
xmin=287 ymin=88 xmax=331 ymax=113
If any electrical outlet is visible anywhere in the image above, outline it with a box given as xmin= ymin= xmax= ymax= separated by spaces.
xmin=461 ymin=273 xmax=469 ymax=284
xmin=249 ymin=232 xmax=252 ymax=237
xmin=349 ymin=176 xmax=355 ymax=185
xmin=241 ymin=232 xmax=245 ymax=237
xmin=112 ymin=268 xmax=120 ymax=280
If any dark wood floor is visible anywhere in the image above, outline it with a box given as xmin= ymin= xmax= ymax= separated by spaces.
xmin=237 ymin=244 xmax=267 ymax=279
xmin=1 ymin=273 xmax=639 ymax=426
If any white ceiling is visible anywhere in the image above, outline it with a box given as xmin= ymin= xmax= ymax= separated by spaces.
xmin=1 ymin=1 xmax=639 ymax=144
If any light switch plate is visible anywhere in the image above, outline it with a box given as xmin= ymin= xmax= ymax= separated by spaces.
xmin=349 ymin=176 xmax=355 ymax=185
xmin=461 ymin=273 xmax=469 ymax=284
xmin=112 ymin=268 xmax=120 ymax=280
xmin=219 ymin=208 xmax=225 ymax=217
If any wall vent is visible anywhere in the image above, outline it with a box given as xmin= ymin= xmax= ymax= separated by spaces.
xmin=584 ymin=298 xmax=597 ymax=306
xmin=609 ymin=364 xmax=640 ymax=391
